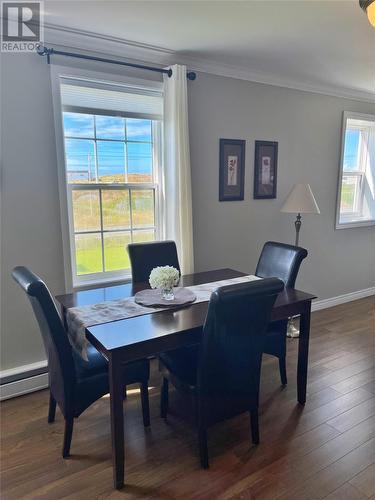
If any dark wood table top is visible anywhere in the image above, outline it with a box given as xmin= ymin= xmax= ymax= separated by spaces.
xmin=56 ymin=269 xmax=316 ymax=359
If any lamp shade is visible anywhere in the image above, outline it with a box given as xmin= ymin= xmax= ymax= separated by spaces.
xmin=281 ymin=184 xmax=320 ymax=214
xmin=360 ymin=0 xmax=375 ymax=27
xmin=368 ymin=1 xmax=375 ymax=26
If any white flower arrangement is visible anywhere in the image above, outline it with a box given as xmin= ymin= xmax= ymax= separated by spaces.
xmin=149 ymin=265 xmax=179 ymax=290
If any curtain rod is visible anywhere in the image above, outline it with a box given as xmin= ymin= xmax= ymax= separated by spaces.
xmin=36 ymin=45 xmax=197 ymax=81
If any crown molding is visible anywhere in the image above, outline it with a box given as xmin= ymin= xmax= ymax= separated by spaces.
xmin=44 ymin=23 xmax=175 ymax=66
xmin=43 ymin=22 xmax=375 ymax=104
xmin=176 ymin=53 xmax=375 ymax=104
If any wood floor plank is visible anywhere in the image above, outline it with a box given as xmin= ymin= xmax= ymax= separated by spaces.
xmin=214 ymin=416 xmax=375 ymax=500
xmin=278 ymin=437 xmax=375 ymax=500
xmin=326 ymin=398 xmax=375 ymax=433
xmin=362 ymin=381 xmax=375 ymax=395
xmin=322 ymin=482 xmax=367 ymax=500
xmin=350 ymin=463 xmax=375 ymax=498
xmin=307 ymin=358 xmax=375 ymax=395
xmin=331 ymin=369 xmax=375 ymax=395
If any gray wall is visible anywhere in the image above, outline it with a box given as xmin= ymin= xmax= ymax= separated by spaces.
xmin=1 ymin=53 xmax=65 ymax=370
xmin=1 ymin=54 xmax=374 ymax=373
xmin=188 ymin=72 xmax=375 ymax=300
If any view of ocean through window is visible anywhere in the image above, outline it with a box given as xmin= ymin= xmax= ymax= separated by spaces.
xmin=63 ymin=113 xmax=153 ymax=184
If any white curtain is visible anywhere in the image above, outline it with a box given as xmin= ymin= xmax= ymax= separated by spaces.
xmin=163 ymin=64 xmax=194 ymax=274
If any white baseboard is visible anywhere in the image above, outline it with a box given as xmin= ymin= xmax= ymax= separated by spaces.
xmin=311 ymin=286 xmax=375 ymax=312
xmin=0 ymin=360 xmax=48 ymax=401
xmin=1 ymin=286 xmax=374 ymax=401
xmin=0 ymin=360 xmax=47 ymax=379
xmin=0 ymin=372 xmax=49 ymax=401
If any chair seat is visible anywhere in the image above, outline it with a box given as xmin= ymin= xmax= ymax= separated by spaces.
xmin=73 ymin=345 xmax=108 ymax=379
xmin=159 ymin=346 xmax=199 ymax=387
xmin=73 ymin=344 xmax=150 ymax=385
xmin=159 ymin=278 xmax=285 ymax=469
xmin=11 ymin=265 xmax=151 ymax=457
xmin=161 ymin=322 xmax=288 ymax=385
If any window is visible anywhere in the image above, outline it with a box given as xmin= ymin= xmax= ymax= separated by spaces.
xmin=57 ymin=76 xmax=163 ymax=286
xmin=336 ymin=112 xmax=375 ymax=228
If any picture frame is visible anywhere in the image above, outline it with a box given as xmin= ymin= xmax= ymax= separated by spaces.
xmin=253 ymin=140 xmax=278 ymax=199
xmin=219 ymin=138 xmax=246 ymax=201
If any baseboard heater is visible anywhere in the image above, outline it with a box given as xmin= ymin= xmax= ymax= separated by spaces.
xmin=0 ymin=362 xmax=49 ymax=401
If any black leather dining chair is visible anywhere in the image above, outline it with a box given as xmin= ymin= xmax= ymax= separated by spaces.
xmin=255 ymin=241 xmax=308 ymax=385
xmin=12 ymin=266 xmax=150 ymax=458
xmin=127 ymin=240 xmax=181 ymax=284
xmin=127 ymin=239 xmax=192 ymax=372
xmin=158 ymin=278 xmax=284 ymax=468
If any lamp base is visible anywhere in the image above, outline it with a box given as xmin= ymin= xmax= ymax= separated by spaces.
xmin=294 ymin=214 xmax=302 ymax=247
xmin=287 ymin=316 xmax=300 ymax=338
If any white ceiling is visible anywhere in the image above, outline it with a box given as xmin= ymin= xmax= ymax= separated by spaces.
xmin=44 ymin=1 xmax=375 ymax=100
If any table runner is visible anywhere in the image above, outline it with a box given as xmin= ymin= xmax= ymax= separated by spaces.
xmin=67 ymin=275 xmax=260 ymax=360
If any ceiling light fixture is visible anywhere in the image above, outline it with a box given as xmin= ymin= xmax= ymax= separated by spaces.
xmin=359 ymin=0 xmax=375 ymax=27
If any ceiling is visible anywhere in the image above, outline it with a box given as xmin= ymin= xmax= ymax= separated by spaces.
xmin=44 ymin=1 xmax=375 ymax=100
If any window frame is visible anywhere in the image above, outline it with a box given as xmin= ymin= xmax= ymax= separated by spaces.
xmin=51 ymin=66 xmax=164 ymax=290
xmin=335 ymin=111 xmax=375 ymax=230
xmin=340 ymin=171 xmax=364 ymax=216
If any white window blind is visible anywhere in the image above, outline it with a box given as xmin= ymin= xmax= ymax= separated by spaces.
xmin=60 ymin=78 xmax=163 ymax=120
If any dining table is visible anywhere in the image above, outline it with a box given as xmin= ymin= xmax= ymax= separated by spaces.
xmin=55 ymin=268 xmax=316 ymax=489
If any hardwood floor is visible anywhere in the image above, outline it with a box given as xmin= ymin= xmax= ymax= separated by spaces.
xmin=1 ymin=296 xmax=374 ymax=499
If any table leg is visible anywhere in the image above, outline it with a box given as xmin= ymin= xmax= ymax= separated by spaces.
xmin=297 ymin=301 xmax=312 ymax=405
xmin=109 ymin=354 xmax=125 ymax=489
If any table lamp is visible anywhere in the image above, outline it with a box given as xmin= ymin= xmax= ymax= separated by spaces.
xmin=281 ymin=183 xmax=320 ymax=246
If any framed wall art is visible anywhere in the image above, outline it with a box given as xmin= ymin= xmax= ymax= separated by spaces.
xmin=253 ymin=140 xmax=278 ymax=199
xmin=219 ymin=138 xmax=246 ymax=201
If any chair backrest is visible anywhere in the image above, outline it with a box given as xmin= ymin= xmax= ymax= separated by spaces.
xmin=197 ymin=278 xmax=284 ymax=425
xmin=127 ymin=240 xmax=181 ymax=283
xmin=12 ymin=267 xmax=75 ymax=416
xmin=255 ymin=241 xmax=308 ymax=288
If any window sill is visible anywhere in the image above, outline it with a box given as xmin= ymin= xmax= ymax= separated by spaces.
xmin=73 ymin=273 xmax=132 ymax=291
xmin=336 ymin=218 xmax=375 ymax=230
